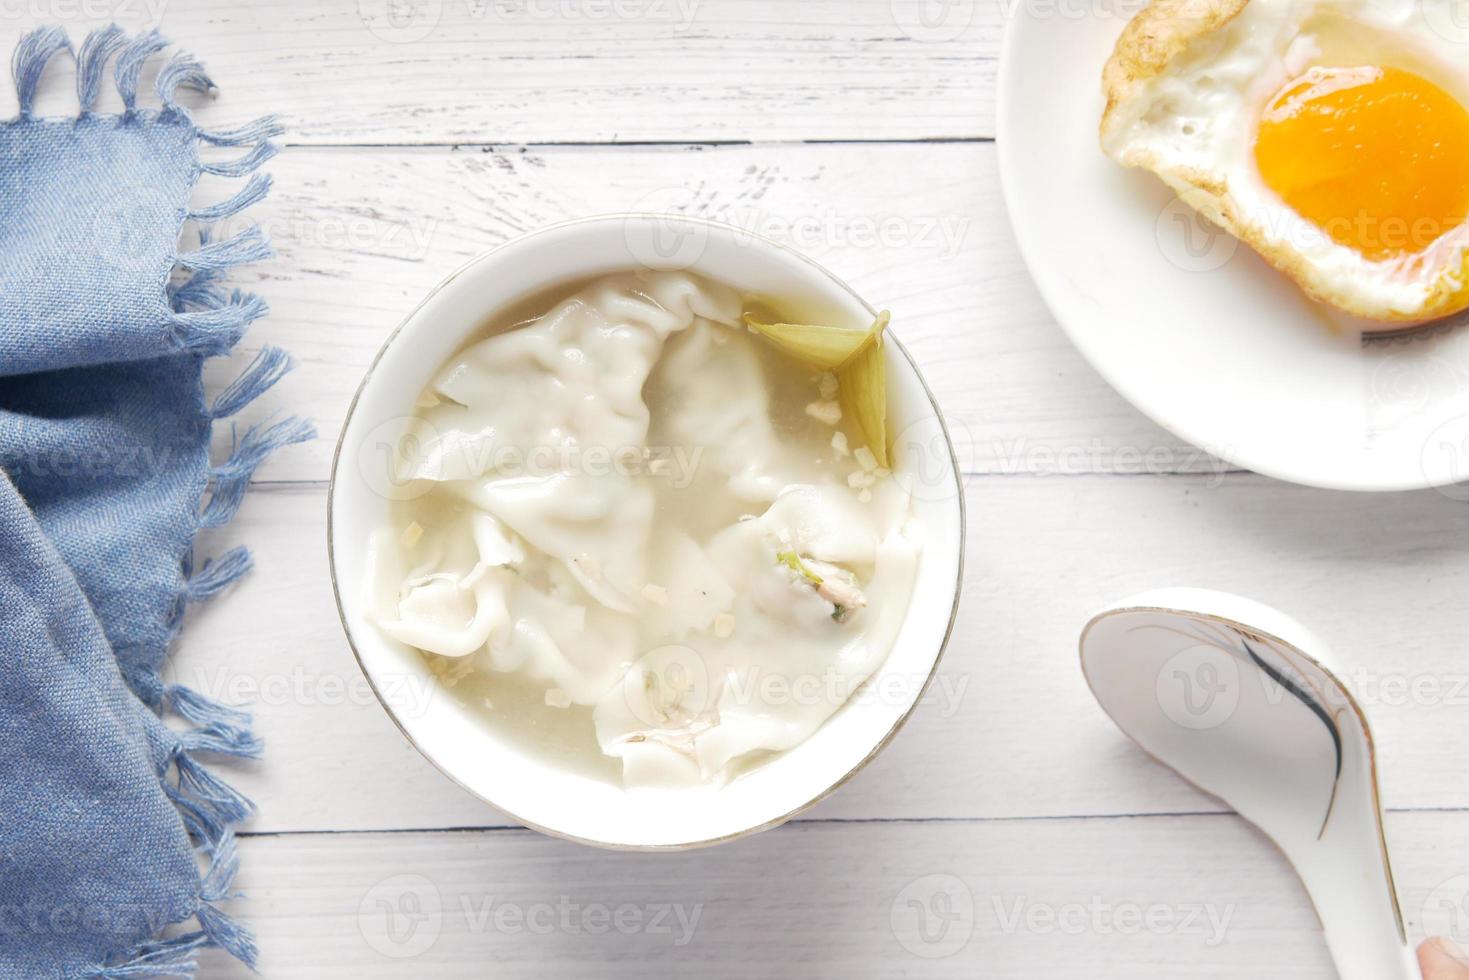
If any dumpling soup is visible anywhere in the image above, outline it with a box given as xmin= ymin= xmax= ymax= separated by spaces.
xmin=364 ymin=271 xmax=921 ymax=788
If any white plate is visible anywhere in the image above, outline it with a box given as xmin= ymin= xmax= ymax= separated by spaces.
xmin=997 ymin=3 xmax=1469 ymax=491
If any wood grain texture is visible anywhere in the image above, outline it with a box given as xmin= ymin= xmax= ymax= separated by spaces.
xmin=4 ymin=5 xmax=1463 ymax=975
xmin=194 ymin=810 xmax=1469 ymax=978
xmin=170 ymin=474 xmax=1469 ymax=834
xmin=5 ymin=0 xmax=998 ymax=143
xmin=192 ymin=141 xmax=1220 ymax=483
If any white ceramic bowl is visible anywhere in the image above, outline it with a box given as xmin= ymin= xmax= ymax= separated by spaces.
xmin=328 ymin=215 xmax=965 ymax=850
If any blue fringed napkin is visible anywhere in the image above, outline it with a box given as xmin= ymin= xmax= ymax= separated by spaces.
xmin=0 ymin=26 xmax=310 ymax=978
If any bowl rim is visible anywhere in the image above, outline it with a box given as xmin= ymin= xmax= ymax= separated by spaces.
xmin=326 ymin=212 xmax=968 ymax=850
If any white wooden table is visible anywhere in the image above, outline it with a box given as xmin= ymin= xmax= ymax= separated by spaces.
xmin=13 ymin=2 xmax=1469 ymax=975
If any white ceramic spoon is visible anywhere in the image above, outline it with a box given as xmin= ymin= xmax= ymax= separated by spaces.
xmin=1080 ymin=587 xmax=1421 ymax=980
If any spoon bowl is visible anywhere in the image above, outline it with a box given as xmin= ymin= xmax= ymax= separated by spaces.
xmin=1080 ymin=587 xmax=1421 ymax=980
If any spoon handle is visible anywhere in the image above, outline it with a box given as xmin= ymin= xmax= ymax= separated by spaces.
xmin=1296 ymin=815 xmax=1423 ymax=980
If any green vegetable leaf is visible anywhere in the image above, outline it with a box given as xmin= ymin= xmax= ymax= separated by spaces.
xmin=745 ymin=310 xmax=891 ymax=467
xmin=776 ymin=550 xmax=824 ymax=585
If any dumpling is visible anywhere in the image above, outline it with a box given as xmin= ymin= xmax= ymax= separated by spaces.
xmin=406 ymin=271 xmax=741 ymax=611
xmin=647 ymin=319 xmax=788 ymax=504
xmin=368 ymin=270 xmax=923 ymax=790
xmin=478 ymin=569 xmax=640 ymax=706
xmin=364 ymin=511 xmax=520 ymax=659
xmin=590 ymin=483 xmax=919 ymax=784
xmin=643 ymin=529 xmax=736 ymax=641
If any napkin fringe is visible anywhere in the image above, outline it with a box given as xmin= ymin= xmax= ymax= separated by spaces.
xmin=12 ymin=25 xmax=71 ymax=118
xmin=176 ymin=226 xmax=273 ymax=272
xmin=10 ymin=27 xmax=305 ymax=976
xmin=172 ymin=754 xmax=257 ymax=833
xmin=186 ymin=172 xmax=272 ymax=222
xmin=156 ymin=52 xmax=215 ymax=115
xmin=201 ymin=415 xmax=315 ymax=529
xmin=198 ymin=115 xmax=284 ymax=147
xmin=167 ymin=294 xmax=270 ymax=355
xmin=114 ymin=29 xmax=170 ymax=115
xmin=198 ymin=140 xmax=279 ymax=179
xmin=75 ymin=24 xmax=124 ymax=114
xmin=83 ymin=933 xmax=209 ymax=978
xmin=182 ymin=546 xmax=253 ymax=602
xmin=86 ymin=835 xmax=256 ymax=974
xmin=85 ymin=828 xmax=257 ymax=975
xmin=168 ymin=683 xmax=252 ymax=729
xmin=209 ymin=346 xmax=294 ymax=421
xmin=87 ymin=734 xmax=263 ymax=977
xmin=7 ymin=26 xmax=284 ymax=364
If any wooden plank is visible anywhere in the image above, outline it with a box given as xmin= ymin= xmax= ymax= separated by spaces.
xmin=198 ymin=810 xmax=1469 ymax=977
xmin=5 ymin=0 xmax=998 ymax=143
xmin=168 ymin=474 xmax=1469 ymax=834
xmin=182 ymin=141 xmax=1213 ymax=484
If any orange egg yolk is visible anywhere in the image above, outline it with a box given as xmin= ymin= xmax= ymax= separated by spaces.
xmin=1254 ymin=65 xmax=1469 ymax=261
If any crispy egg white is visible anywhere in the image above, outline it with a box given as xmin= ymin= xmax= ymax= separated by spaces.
xmin=1101 ymin=0 xmax=1469 ymax=324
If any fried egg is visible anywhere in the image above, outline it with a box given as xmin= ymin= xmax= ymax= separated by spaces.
xmin=1101 ymin=0 xmax=1469 ymax=324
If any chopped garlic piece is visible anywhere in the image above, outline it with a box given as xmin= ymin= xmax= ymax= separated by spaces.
xmin=874 ymin=467 xmax=891 ymax=478
xmin=805 ymin=400 xmax=842 ymax=426
xmin=858 ymin=489 xmax=873 ymax=503
xmin=429 ymin=655 xmax=475 ymax=689
xmin=854 ymin=446 xmax=878 ymax=472
xmin=831 ymin=431 xmax=850 ymax=457
xmin=817 ymin=372 xmax=839 ymax=400
xmin=712 ymin=613 xmax=736 ymax=638
xmin=641 ymin=584 xmax=669 ymax=606
xmin=400 ymin=521 xmax=425 ymax=548
xmin=848 ymin=470 xmax=877 ymax=489
xmin=545 ymin=688 xmax=572 ymax=709
xmin=415 ymin=390 xmax=441 ymax=409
